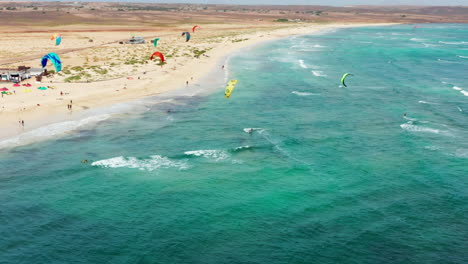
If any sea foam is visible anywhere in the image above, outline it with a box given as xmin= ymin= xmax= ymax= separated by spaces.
xmin=92 ymin=155 xmax=188 ymax=171
xmin=439 ymin=41 xmax=468 ymax=45
xmin=298 ymin=60 xmax=308 ymax=69
xmin=184 ymin=149 xmax=229 ymax=161
xmin=312 ymin=71 xmax=327 ymax=77
xmin=0 ymin=114 xmax=110 ymax=149
xmin=400 ymin=123 xmax=448 ymax=135
xmin=418 ymin=101 xmax=438 ymax=105
xmin=292 ymin=91 xmax=318 ymax=96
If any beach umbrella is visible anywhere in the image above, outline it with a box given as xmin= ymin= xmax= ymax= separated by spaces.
xmin=38 ymin=86 xmax=47 ymax=90
xmin=13 ymin=83 xmax=20 ymax=87
xmin=26 ymin=83 xmax=32 ymax=87
xmin=0 ymin=87 xmax=8 ymax=91
xmin=1 ymin=91 xmax=8 ymax=94
xmin=23 ymin=89 xmax=32 ymax=93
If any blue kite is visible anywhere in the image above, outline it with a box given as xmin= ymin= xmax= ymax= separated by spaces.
xmin=41 ymin=53 xmax=62 ymax=72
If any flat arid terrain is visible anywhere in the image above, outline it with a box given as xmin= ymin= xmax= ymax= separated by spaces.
xmin=0 ymin=1 xmax=467 ymax=140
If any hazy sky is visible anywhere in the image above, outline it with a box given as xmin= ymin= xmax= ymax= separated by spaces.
xmin=8 ymin=0 xmax=468 ymax=6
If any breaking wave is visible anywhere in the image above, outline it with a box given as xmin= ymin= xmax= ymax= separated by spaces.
xmin=292 ymin=91 xmax=319 ymax=96
xmin=0 ymin=114 xmax=110 ymax=149
xmin=400 ymin=123 xmax=448 ymax=135
xmin=312 ymin=70 xmax=327 ymax=77
xmin=298 ymin=59 xmax=308 ymax=69
xmin=92 ymin=155 xmax=188 ymax=171
xmin=439 ymin=41 xmax=468 ymax=45
xmin=184 ymin=149 xmax=229 ymax=161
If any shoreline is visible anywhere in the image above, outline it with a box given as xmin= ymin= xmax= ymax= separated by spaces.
xmin=0 ymin=23 xmax=396 ymax=148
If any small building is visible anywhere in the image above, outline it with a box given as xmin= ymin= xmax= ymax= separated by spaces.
xmin=0 ymin=68 xmax=27 ymax=83
xmin=28 ymin=68 xmax=46 ymax=77
xmin=125 ymin=37 xmax=145 ymax=44
xmin=0 ymin=67 xmax=45 ymax=83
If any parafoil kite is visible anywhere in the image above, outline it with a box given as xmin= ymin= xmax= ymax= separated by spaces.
xmin=55 ymin=36 xmax=62 ymax=46
xmin=153 ymin=38 xmax=160 ymax=47
xmin=51 ymin=34 xmax=61 ymax=46
xmin=225 ymin=80 xmax=238 ymax=98
xmin=41 ymin=53 xmax=62 ymax=72
xmin=192 ymin=25 xmax=199 ymax=33
xmin=150 ymin=52 xmax=165 ymax=63
xmin=341 ymin=73 xmax=352 ymax=87
xmin=182 ymin=32 xmax=191 ymax=42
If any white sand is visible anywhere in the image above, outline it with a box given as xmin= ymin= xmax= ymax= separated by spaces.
xmin=0 ymin=23 xmax=394 ymax=142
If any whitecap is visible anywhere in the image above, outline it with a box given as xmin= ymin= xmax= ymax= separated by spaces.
xmin=312 ymin=70 xmax=327 ymax=77
xmin=453 ymin=86 xmax=462 ymax=91
xmin=454 ymin=149 xmax=468 ymax=158
xmin=439 ymin=41 xmax=468 ymax=45
xmin=298 ymin=59 xmax=308 ymax=69
xmin=410 ymin=38 xmax=426 ymax=42
xmin=400 ymin=123 xmax=442 ymax=135
xmin=460 ymin=90 xmax=468 ymax=96
xmin=92 ymin=155 xmax=188 ymax=171
xmin=422 ymin=43 xmax=438 ymax=48
xmin=457 ymin=55 xmax=468 ymax=59
xmin=234 ymin=145 xmax=252 ymax=151
xmin=292 ymin=91 xmax=318 ymax=96
xmin=418 ymin=101 xmax=438 ymax=105
xmin=184 ymin=149 xmax=229 ymax=161
xmin=424 ymin=146 xmax=440 ymax=151
xmin=0 ymin=114 xmax=110 ymax=149
xmin=457 ymin=106 xmax=463 ymax=112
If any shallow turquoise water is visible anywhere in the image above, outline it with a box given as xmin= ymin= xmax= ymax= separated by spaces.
xmin=1 ymin=24 xmax=467 ymax=264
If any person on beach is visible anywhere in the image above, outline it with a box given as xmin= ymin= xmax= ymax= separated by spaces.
xmin=21 ymin=120 xmax=24 ymax=127
xmin=222 ymin=65 xmax=225 ymax=70
xmin=186 ymin=81 xmax=189 ymax=86
xmin=60 ymin=91 xmax=63 ymax=96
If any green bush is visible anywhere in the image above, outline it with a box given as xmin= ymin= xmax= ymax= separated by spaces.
xmin=64 ymin=75 xmax=81 ymax=82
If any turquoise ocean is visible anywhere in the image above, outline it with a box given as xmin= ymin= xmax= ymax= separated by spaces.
xmin=1 ymin=24 xmax=467 ymax=263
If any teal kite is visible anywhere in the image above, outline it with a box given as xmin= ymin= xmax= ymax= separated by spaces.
xmin=55 ymin=36 xmax=62 ymax=46
xmin=41 ymin=53 xmax=62 ymax=73
xmin=153 ymin=38 xmax=160 ymax=47
xmin=182 ymin=32 xmax=191 ymax=42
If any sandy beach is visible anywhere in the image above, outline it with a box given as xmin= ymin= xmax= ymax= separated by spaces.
xmin=0 ymin=22 xmax=399 ymax=143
